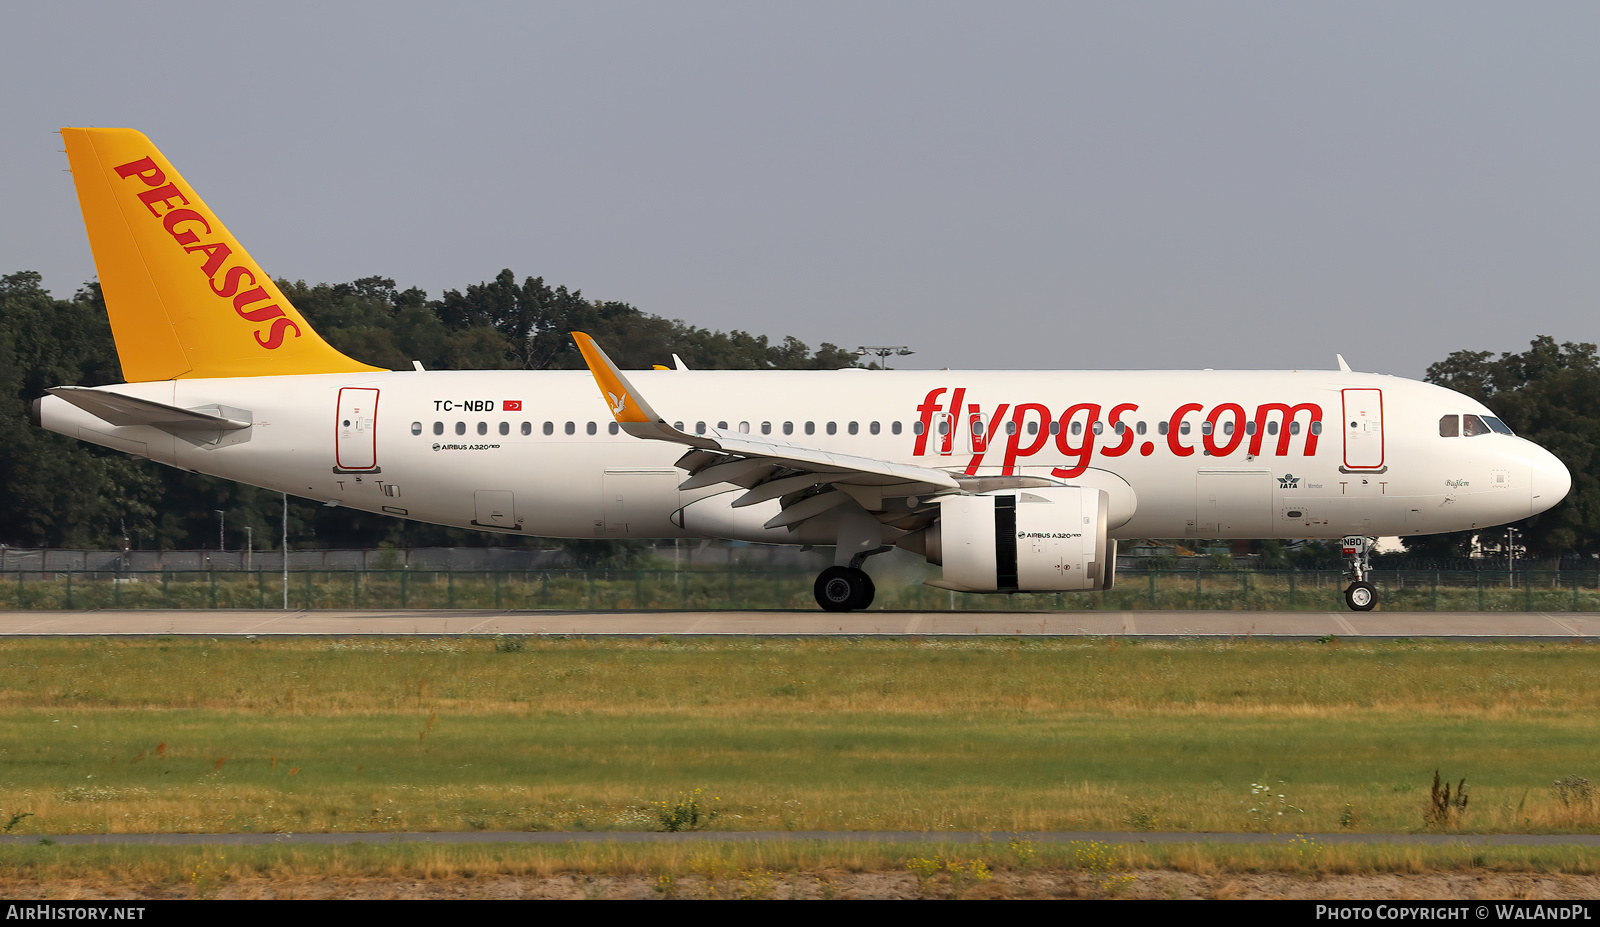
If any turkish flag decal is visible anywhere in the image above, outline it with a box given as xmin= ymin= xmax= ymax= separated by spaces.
xmin=504 ymin=400 xmax=523 ymax=412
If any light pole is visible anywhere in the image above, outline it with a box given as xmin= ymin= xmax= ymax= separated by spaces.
xmin=855 ymin=345 xmax=914 ymax=370
xmin=1507 ymin=527 xmax=1519 ymax=588
xmin=216 ymin=510 xmax=225 ymax=553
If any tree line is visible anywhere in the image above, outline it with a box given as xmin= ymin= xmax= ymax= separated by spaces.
xmin=0 ymin=267 xmax=1592 ymax=558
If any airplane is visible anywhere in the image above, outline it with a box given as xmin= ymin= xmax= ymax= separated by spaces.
xmin=32 ymin=128 xmax=1572 ymax=613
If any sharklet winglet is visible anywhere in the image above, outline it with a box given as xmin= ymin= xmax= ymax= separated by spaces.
xmin=570 ymin=332 xmax=714 ymax=448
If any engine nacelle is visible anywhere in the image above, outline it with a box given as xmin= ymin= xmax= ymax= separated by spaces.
xmin=926 ymin=487 xmax=1115 ymax=593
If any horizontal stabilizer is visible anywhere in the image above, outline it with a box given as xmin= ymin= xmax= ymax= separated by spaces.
xmin=48 ymin=386 xmax=251 ymax=431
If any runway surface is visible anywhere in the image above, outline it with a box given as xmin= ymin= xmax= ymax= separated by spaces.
xmin=0 ymin=608 xmax=1596 ymax=638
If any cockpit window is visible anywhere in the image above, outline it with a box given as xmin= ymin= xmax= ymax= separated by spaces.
xmin=1439 ymin=415 xmax=1459 ymax=437
xmin=1463 ymin=414 xmax=1491 ymax=437
xmin=1484 ymin=416 xmax=1514 ymax=435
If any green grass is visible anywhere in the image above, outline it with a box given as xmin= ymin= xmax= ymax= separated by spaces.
xmin=1 ymin=637 xmax=1599 ymax=836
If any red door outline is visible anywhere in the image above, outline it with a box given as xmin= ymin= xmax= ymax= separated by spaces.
xmin=1341 ymin=388 xmax=1384 ymax=469
xmin=336 ymin=387 xmax=380 ymax=470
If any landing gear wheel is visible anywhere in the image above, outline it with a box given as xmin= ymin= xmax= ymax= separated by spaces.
xmin=854 ymin=572 xmax=876 ymax=610
xmin=1345 ymin=581 xmax=1377 ymax=612
xmin=815 ymin=566 xmax=874 ymax=612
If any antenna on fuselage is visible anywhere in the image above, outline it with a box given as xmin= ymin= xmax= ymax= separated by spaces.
xmin=1336 ymin=354 xmax=1352 ymax=373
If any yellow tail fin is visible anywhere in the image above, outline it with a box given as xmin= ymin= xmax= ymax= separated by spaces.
xmin=61 ymin=128 xmax=382 ymax=381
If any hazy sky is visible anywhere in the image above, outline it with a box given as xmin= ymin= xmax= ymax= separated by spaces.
xmin=5 ymin=1 xmax=1597 ymax=377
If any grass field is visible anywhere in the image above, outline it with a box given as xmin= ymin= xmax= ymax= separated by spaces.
xmin=1 ymin=636 xmax=1599 ymax=840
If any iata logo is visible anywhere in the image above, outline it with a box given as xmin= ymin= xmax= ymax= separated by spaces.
xmin=1278 ymin=473 xmax=1300 ymax=489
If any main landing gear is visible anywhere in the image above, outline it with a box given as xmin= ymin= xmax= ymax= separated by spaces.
xmin=814 ymin=510 xmax=890 ymax=612
xmin=1342 ymin=535 xmax=1378 ymax=611
xmin=814 ymin=566 xmax=876 ymax=612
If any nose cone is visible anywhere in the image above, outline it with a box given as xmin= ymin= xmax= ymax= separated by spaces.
xmin=1530 ymin=445 xmax=1572 ymax=517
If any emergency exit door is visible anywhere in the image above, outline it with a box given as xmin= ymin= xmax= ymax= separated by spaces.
xmin=1341 ymin=388 xmax=1384 ymax=469
xmin=335 ymin=387 xmax=380 ymax=471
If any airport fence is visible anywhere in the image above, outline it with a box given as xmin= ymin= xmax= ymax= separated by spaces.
xmin=1 ymin=567 xmax=1599 ymax=612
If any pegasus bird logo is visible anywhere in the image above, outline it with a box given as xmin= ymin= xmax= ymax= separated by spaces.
xmin=606 ymin=390 xmax=628 ymax=417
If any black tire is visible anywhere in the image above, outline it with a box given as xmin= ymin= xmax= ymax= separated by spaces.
xmin=815 ymin=566 xmax=870 ymax=612
xmin=853 ymin=572 xmax=876 ymax=610
xmin=1345 ymin=581 xmax=1377 ymax=612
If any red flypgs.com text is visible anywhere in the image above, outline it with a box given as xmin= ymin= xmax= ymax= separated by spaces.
xmin=112 ymin=156 xmax=301 ymax=350
xmin=912 ymin=388 xmax=1323 ymax=478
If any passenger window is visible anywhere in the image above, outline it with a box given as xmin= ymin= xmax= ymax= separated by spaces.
xmin=587 ymin=422 xmax=597 ymax=435
xmin=1290 ymin=422 xmax=1301 ymax=435
xmin=1267 ymin=421 xmax=1279 ymax=436
xmin=871 ymin=422 xmax=881 ymax=435
xmin=433 ymin=422 xmax=443 ymax=436
xmin=455 ymin=422 xmax=466 ymax=435
xmin=1158 ymin=422 xmax=1168 ymax=436
xmin=521 ymin=422 xmax=532 ymax=436
xmin=1092 ymin=422 xmax=1104 ymax=435
xmin=806 ymin=422 xmax=816 ymax=435
xmin=891 ymin=422 xmax=901 ymax=435
xmin=696 ymin=421 xmax=707 ymax=435
xmin=848 ymin=422 xmax=859 ymax=435
xmin=781 ymin=422 xmax=792 ymax=435
xmin=910 ymin=422 xmax=922 ymax=435
xmin=1200 ymin=421 xmax=1212 ymax=435
xmin=499 ymin=422 xmax=509 ymax=436
xmin=1440 ymin=415 xmax=1459 ymax=437
xmin=1245 ymin=421 xmax=1256 ymax=435
xmin=1051 ymin=421 xmax=1061 ymax=435
xmin=972 ymin=420 xmax=985 ymax=436
xmin=1071 ymin=422 xmax=1082 ymax=436
xmin=1136 ymin=422 xmax=1147 ymax=436
xmin=762 ymin=422 xmax=772 ymax=435
xmin=827 ymin=422 xmax=837 ymax=435
xmin=543 ymin=422 xmax=554 ymax=435
xmin=477 ymin=422 xmax=488 ymax=435
xmin=1311 ymin=421 xmax=1322 ymax=435
xmin=1027 ymin=421 xmax=1039 ymax=436
xmin=1114 ymin=422 xmax=1126 ymax=435
xmin=609 ymin=423 xmax=619 ymax=435
xmin=740 ymin=421 xmax=750 ymax=433
xmin=938 ymin=421 xmax=949 ymax=436
xmin=566 ymin=422 xmax=576 ymax=435
xmin=1222 ymin=422 xmax=1233 ymax=436
xmin=672 ymin=421 xmax=683 ymax=432
xmin=411 ymin=422 xmax=422 ymax=436
xmin=1179 ymin=422 xmax=1190 ymax=435
xmin=717 ymin=421 xmax=728 ymax=430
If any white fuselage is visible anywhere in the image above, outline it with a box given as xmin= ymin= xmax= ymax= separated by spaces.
xmin=38 ymin=367 xmax=1569 ymax=542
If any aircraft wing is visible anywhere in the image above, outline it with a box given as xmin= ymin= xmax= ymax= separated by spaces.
xmin=572 ymin=332 xmax=962 ymax=530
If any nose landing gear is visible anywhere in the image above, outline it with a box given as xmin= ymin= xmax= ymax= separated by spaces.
xmin=1342 ymin=535 xmax=1378 ymax=611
